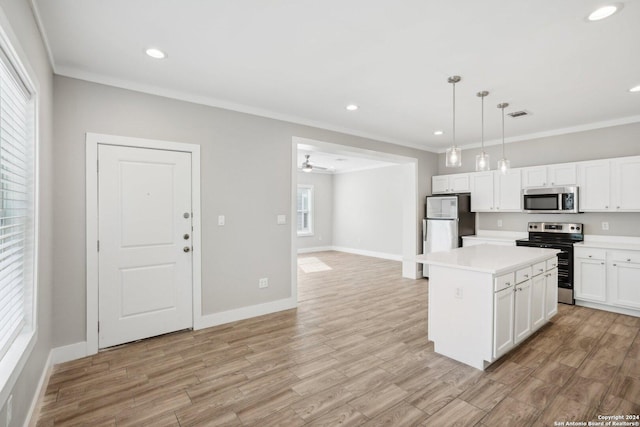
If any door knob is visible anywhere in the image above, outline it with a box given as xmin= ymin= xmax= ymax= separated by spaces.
xmin=183 ymin=233 xmax=190 ymax=240
xmin=183 ymin=246 xmax=191 ymax=253
xmin=183 ymin=212 xmax=190 ymax=219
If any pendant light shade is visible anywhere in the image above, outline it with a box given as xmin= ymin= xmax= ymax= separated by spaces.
xmin=445 ymin=76 xmax=462 ymax=168
xmin=497 ymin=102 xmax=510 ymax=174
xmin=475 ymin=91 xmax=490 ymax=171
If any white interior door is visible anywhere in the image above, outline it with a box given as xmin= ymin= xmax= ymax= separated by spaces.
xmin=98 ymin=144 xmax=193 ymax=348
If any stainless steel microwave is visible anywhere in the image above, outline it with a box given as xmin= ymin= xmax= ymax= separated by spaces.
xmin=522 ymin=186 xmax=580 ymax=214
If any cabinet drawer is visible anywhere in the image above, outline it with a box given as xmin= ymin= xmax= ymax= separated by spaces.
xmin=546 ymin=258 xmax=558 ymax=270
xmin=532 ymin=262 xmax=546 ymax=276
xmin=515 ymin=266 xmax=532 ymax=284
xmin=574 ymin=247 xmax=606 ymax=261
xmin=609 ymin=250 xmax=640 ymax=264
xmin=495 ymin=272 xmax=515 ymax=292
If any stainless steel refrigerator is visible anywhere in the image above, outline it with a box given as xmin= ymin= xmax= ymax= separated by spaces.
xmin=422 ymin=194 xmax=475 ymax=278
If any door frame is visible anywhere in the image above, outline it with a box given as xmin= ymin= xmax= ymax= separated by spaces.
xmin=85 ymin=133 xmax=202 ymax=355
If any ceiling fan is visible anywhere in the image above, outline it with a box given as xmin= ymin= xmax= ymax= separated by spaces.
xmin=301 ymin=154 xmax=331 ymax=173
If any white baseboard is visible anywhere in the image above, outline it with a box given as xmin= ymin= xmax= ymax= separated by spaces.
xmin=51 ymin=341 xmax=88 ymax=365
xmin=575 ymin=300 xmax=640 ymax=317
xmin=331 ymin=246 xmax=403 ymax=262
xmin=297 ymin=246 xmax=333 ymax=254
xmin=195 ymin=297 xmax=297 ymax=330
xmin=24 ymin=351 xmax=52 ymax=427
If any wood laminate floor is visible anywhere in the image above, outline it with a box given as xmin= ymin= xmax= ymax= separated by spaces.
xmin=36 ymin=251 xmax=640 ymax=426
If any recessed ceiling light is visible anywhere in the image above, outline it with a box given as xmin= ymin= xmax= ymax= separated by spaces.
xmin=335 ymin=158 xmax=348 ymax=162
xmin=630 ymin=85 xmax=640 ymax=93
xmin=588 ymin=4 xmax=619 ymax=21
xmin=346 ymin=104 xmax=359 ymax=111
xmin=145 ymin=48 xmax=167 ymax=59
xmin=433 ymin=130 xmax=444 ymax=135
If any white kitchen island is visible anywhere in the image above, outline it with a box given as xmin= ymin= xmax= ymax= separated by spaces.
xmin=416 ymin=244 xmax=560 ymax=370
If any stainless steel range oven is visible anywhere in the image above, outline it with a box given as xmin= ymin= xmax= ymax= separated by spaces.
xmin=516 ymin=222 xmax=584 ymax=305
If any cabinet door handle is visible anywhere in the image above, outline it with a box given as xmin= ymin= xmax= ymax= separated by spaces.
xmin=627 ymin=258 xmax=631 ymax=262
xmin=601 ymin=262 xmax=605 ymax=265
xmin=613 ymin=263 xmax=617 ymax=267
xmin=617 ymin=206 xmax=620 ymax=209
xmin=605 ymin=205 xmax=608 ymax=209
xmin=524 ymin=274 xmax=529 ymax=278
xmin=588 ymin=255 xmax=592 ymax=258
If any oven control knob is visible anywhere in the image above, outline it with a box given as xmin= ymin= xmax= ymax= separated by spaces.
xmin=576 ymin=226 xmax=580 ymax=230
xmin=570 ymin=226 xmax=575 ymax=230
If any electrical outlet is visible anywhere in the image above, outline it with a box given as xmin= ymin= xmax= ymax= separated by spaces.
xmin=7 ymin=394 xmax=12 ymax=425
xmin=218 ymin=215 xmax=225 ymax=226
xmin=259 ymin=278 xmax=269 ymax=288
xmin=602 ymin=222 xmax=609 ymax=231
xmin=497 ymin=219 xmax=503 ymax=227
xmin=454 ymin=288 xmax=463 ymax=299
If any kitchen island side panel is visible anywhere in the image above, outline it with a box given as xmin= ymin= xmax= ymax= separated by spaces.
xmin=427 ymin=265 xmax=494 ymax=370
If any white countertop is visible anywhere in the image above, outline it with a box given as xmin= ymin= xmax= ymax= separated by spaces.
xmin=416 ymin=244 xmax=559 ymax=275
xmin=575 ymin=235 xmax=640 ymax=251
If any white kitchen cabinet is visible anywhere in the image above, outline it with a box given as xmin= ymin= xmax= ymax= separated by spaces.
xmin=470 ymin=172 xmax=495 ymax=211
xmin=531 ymin=273 xmax=546 ymax=330
xmin=548 ymin=164 xmax=577 ymax=186
xmin=513 ymin=279 xmax=532 ymax=344
xmin=470 ymin=170 xmax=521 ymax=212
xmin=612 ymin=156 xmax=640 ymax=211
xmin=432 ymin=174 xmax=470 ymax=194
xmin=495 ymin=169 xmax=522 ymax=211
xmin=609 ymin=251 xmax=640 ymax=309
xmin=493 ymin=285 xmax=515 ymax=359
xmin=521 ymin=164 xmax=576 ymax=188
xmin=545 ymin=268 xmax=558 ymax=319
xmin=521 ymin=166 xmax=547 ymax=188
xmin=577 ymin=160 xmax=611 ymax=211
xmin=574 ymin=248 xmax=607 ymax=302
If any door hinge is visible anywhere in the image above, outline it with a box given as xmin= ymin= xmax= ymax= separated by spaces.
xmin=97 ymin=159 xmax=99 ymax=173
xmin=97 ymin=240 xmax=100 ymax=251
xmin=98 ymin=322 xmax=100 ymax=332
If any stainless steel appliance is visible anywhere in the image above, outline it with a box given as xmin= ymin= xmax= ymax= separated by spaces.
xmin=422 ymin=194 xmax=475 ymax=278
xmin=523 ymin=186 xmax=580 ymax=214
xmin=516 ymin=222 xmax=584 ymax=304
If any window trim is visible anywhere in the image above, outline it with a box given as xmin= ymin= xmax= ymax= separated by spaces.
xmin=297 ymin=184 xmax=314 ymax=237
xmin=0 ymin=8 xmax=40 ymax=408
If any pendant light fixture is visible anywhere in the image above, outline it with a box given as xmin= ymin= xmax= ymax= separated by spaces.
xmin=497 ymin=102 xmax=510 ymax=173
xmin=475 ymin=91 xmax=490 ymax=171
xmin=445 ymin=76 xmax=462 ymax=168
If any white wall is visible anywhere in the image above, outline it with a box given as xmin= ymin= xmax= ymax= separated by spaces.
xmin=0 ymin=0 xmax=54 ymax=425
xmin=52 ymin=76 xmax=438 ymax=348
xmin=296 ymin=172 xmax=333 ymax=251
xmin=332 ymin=165 xmax=406 ymax=259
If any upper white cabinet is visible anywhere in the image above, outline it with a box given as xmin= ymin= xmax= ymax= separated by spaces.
xmin=470 ymin=170 xmax=521 ymax=212
xmin=432 ymin=173 xmax=470 ymax=194
xmin=433 ymin=155 xmax=640 ymax=213
xmin=577 ymin=160 xmax=611 ymax=211
xmin=578 ymin=156 xmax=640 ymax=212
xmin=522 ymin=164 xmax=576 ymax=188
xmin=612 ymin=157 xmax=640 ymax=211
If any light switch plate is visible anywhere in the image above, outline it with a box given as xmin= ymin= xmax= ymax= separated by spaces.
xmin=218 ymin=215 xmax=225 ymax=226
xmin=277 ymin=214 xmax=286 ymax=225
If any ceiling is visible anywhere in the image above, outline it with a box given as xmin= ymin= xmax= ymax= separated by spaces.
xmin=297 ymin=148 xmax=398 ymax=174
xmin=32 ymin=0 xmax=640 ymax=152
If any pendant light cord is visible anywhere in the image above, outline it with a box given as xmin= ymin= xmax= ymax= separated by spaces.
xmin=501 ymin=105 xmax=505 ymax=158
xmin=481 ymin=95 xmax=484 ymax=151
xmin=452 ymin=81 xmax=456 ymax=147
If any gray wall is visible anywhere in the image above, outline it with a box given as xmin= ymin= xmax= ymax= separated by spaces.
xmin=52 ymin=75 xmax=439 ymax=347
xmin=332 ymin=165 xmax=405 ymax=256
xmin=0 ymin=0 xmax=54 ymax=426
xmin=296 ymin=172 xmax=333 ymax=249
xmin=437 ymin=123 xmax=640 ymax=236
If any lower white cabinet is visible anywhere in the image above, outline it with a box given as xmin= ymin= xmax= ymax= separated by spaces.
xmin=544 ymin=268 xmax=558 ymax=319
xmin=514 ymin=279 xmax=532 ymax=344
xmin=574 ymin=246 xmax=640 ymax=315
xmin=575 ymin=255 xmax=607 ymax=302
xmin=493 ymin=285 xmax=515 ymax=359
xmin=531 ymin=274 xmax=546 ymax=329
xmin=609 ymin=252 xmax=640 ymax=310
xmin=492 ymin=262 xmax=556 ymax=359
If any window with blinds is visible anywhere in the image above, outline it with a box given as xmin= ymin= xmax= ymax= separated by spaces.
xmin=0 ymin=46 xmax=34 ymax=363
xmin=296 ymin=185 xmax=313 ymax=236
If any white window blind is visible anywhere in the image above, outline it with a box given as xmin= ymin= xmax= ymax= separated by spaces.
xmin=0 ymin=47 xmax=33 ymax=362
